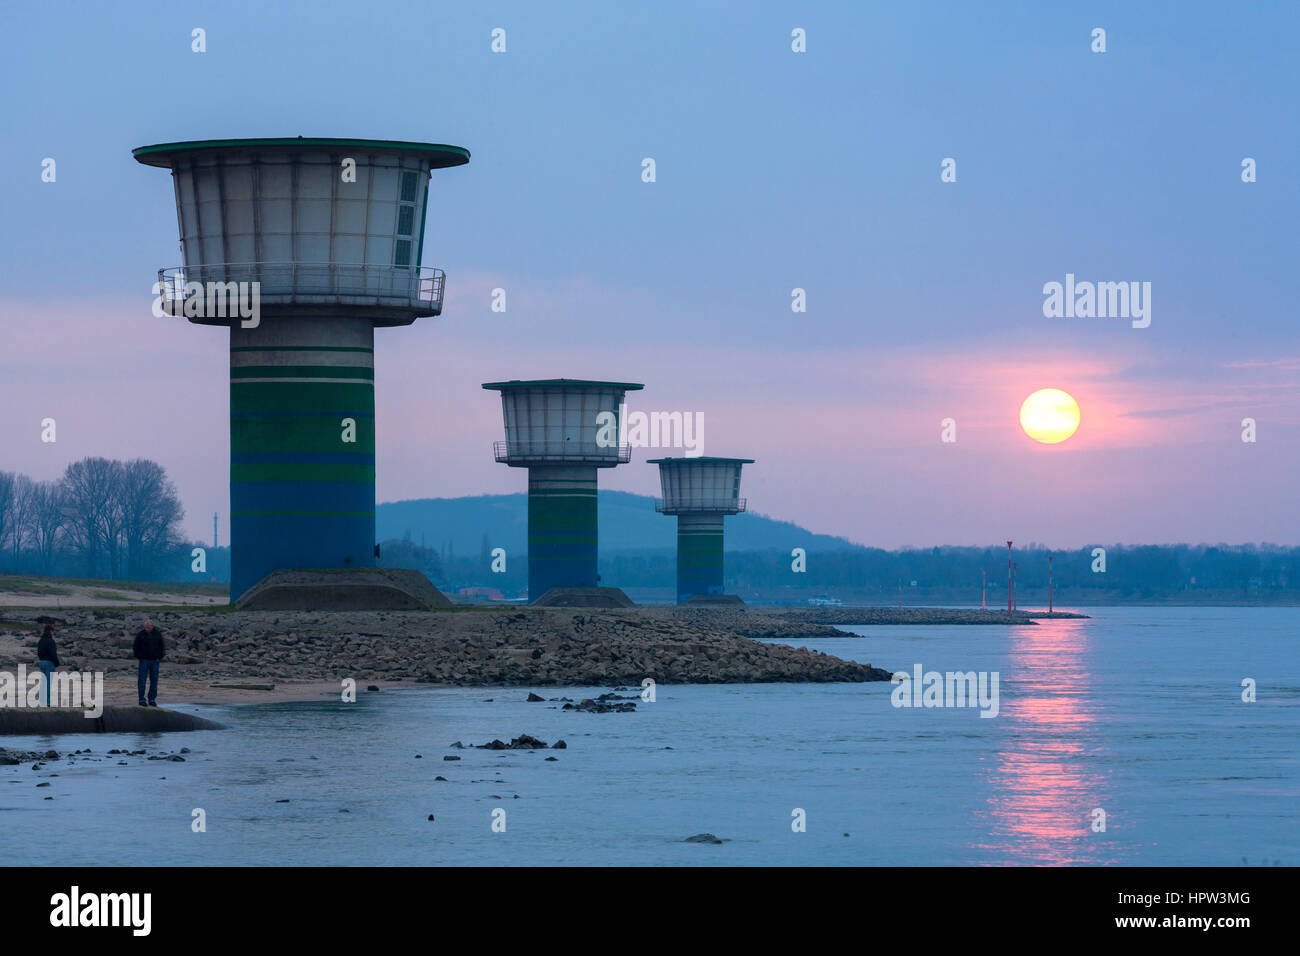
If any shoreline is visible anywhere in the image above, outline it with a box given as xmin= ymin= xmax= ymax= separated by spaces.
xmin=0 ymin=604 xmax=1093 ymax=710
xmin=0 ymin=607 xmax=897 ymax=710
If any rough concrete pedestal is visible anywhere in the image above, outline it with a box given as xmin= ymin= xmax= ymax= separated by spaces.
xmin=681 ymin=593 xmax=746 ymax=607
xmin=530 ymin=586 xmax=636 ymax=608
xmin=235 ymin=568 xmax=452 ymax=611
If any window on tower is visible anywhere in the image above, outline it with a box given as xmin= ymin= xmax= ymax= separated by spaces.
xmin=400 ymin=171 xmax=419 ymax=203
xmin=394 ymin=170 xmax=419 ymax=268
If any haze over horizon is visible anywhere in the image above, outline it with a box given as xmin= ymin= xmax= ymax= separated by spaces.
xmin=2 ymin=1 xmax=1296 ymax=550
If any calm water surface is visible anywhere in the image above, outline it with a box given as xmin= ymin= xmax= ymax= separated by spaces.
xmin=1 ymin=607 xmax=1294 ymax=865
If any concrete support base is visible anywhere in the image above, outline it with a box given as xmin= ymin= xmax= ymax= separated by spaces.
xmin=681 ymin=593 xmax=746 ymax=607
xmin=530 ymin=586 xmax=636 ymax=608
xmin=235 ymin=568 xmax=453 ymax=611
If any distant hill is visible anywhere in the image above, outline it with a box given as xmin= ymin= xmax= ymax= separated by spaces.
xmin=376 ymin=490 xmax=863 ymax=556
xmin=377 ymin=495 xmax=1300 ymax=606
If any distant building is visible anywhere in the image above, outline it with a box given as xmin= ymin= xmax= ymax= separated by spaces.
xmin=457 ymin=586 xmax=507 ymax=601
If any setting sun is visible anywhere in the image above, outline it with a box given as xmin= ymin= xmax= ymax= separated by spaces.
xmin=1020 ymin=388 xmax=1080 ymax=444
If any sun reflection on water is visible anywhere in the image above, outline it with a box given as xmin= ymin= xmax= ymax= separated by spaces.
xmin=975 ymin=617 xmax=1122 ymax=865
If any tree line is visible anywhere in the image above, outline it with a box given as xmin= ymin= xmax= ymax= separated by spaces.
xmin=600 ymin=543 xmax=1298 ymax=601
xmin=400 ymin=541 xmax=1298 ymax=602
xmin=6 ymin=471 xmax=1292 ymax=604
xmin=0 ymin=458 xmax=190 ymax=581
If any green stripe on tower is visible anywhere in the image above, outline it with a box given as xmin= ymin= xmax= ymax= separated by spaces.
xmin=231 ymin=463 xmax=376 ymax=483
xmin=232 ymin=414 xmax=375 ymax=454
xmin=527 ymin=466 xmax=599 ymax=598
xmin=231 ymin=380 xmax=374 ymax=414
xmin=676 ymin=512 xmax=726 ymax=602
xmin=231 ymin=510 xmax=375 ymax=517
xmin=228 ymin=318 xmax=379 ymax=599
xmin=230 ymin=346 xmax=374 ymax=354
xmin=231 ymin=365 xmax=374 ymax=380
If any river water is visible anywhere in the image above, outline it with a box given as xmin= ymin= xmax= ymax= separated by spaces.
xmin=1 ymin=607 xmax=1294 ymax=865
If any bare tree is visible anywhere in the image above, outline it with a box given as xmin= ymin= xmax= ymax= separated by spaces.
xmin=61 ymin=457 xmax=124 ymax=578
xmin=103 ymin=469 xmax=127 ymax=580
xmin=9 ymin=474 xmax=35 ymax=568
xmin=0 ymin=471 xmax=15 ymax=567
xmin=28 ymin=481 xmax=66 ymax=574
xmin=119 ymin=459 xmax=185 ymax=580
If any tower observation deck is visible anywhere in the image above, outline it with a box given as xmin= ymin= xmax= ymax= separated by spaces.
xmin=136 ymin=137 xmax=469 ymax=601
xmin=649 ymin=456 xmax=754 ymax=604
xmin=483 ymin=379 xmax=642 ymax=602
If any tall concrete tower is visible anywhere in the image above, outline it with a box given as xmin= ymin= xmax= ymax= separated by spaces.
xmin=483 ymin=379 xmax=642 ymax=604
xmin=136 ymin=137 xmax=469 ymax=601
xmin=649 ymin=457 xmax=754 ymax=605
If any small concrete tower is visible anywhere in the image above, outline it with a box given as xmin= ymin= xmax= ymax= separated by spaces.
xmin=649 ymin=457 xmax=754 ymax=605
xmin=135 ymin=137 xmax=469 ymax=602
xmin=483 ymin=379 xmax=643 ymax=604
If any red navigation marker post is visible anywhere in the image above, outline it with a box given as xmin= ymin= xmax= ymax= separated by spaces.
xmin=1049 ymin=553 xmax=1054 ymax=613
xmin=1006 ymin=541 xmax=1013 ymax=614
xmin=982 ymin=570 xmax=987 ymax=610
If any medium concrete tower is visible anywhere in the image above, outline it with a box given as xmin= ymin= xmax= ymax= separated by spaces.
xmin=483 ymin=379 xmax=643 ymax=603
xmin=136 ymin=137 xmax=469 ymax=601
xmin=649 ymin=457 xmax=754 ymax=604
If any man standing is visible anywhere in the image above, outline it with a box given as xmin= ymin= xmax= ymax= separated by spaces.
xmin=133 ymin=619 xmax=165 ymax=707
xmin=36 ymin=624 xmax=58 ymax=707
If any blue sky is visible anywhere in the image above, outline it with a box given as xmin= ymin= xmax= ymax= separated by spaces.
xmin=1 ymin=0 xmax=1296 ymax=547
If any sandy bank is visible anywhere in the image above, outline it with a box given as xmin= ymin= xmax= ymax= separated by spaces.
xmin=0 ymin=581 xmax=224 ymax=608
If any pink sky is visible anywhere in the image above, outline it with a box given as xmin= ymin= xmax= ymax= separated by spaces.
xmin=3 ymin=293 xmax=1296 ymax=548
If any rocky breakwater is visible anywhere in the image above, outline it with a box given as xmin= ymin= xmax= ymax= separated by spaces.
xmin=759 ymin=607 xmax=1089 ymax=627
xmin=638 ymin=606 xmax=860 ymax=639
xmin=0 ymin=607 xmax=892 ymax=687
xmin=631 ymin=604 xmax=1086 ymax=637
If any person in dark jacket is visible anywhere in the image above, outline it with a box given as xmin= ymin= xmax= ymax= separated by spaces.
xmin=133 ymin=619 xmax=165 ymax=707
xmin=36 ymin=624 xmax=58 ymax=707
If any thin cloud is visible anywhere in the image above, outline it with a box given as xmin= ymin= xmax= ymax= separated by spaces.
xmin=1120 ymin=400 xmax=1260 ymax=419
